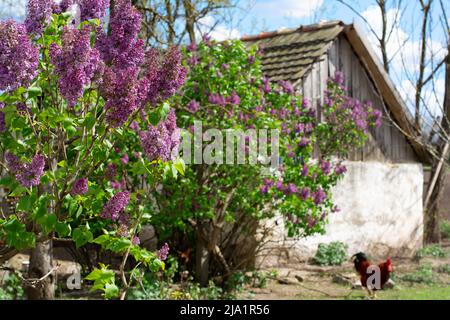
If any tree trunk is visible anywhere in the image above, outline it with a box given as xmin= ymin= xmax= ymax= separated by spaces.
xmin=25 ymin=240 xmax=55 ymax=300
xmin=425 ymin=164 xmax=445 ymax=244
xmin=424 ymin=42 xmax=450 ymax=244
xmin=195 ymin=228 xmax=210 ymax=286
xmin=183 ymin=0 xmax=196 ymax=44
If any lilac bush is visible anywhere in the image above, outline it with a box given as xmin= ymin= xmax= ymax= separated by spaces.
xmin=0 ymin=0 xmax=186 ymax=299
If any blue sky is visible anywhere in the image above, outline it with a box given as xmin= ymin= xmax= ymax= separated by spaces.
xmin=1 ymin=0 xmax=449 ymax=124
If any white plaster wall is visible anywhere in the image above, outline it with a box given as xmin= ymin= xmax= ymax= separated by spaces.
xmin=257 ymin=161 xmax=424 ymax=267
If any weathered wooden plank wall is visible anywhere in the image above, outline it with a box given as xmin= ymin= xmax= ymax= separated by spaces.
xmin=298 ymin=34 xmax=418 ymax=163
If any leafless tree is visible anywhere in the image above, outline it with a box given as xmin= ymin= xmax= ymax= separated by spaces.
xmin=133 ymin=0 xmax=250 ymax=46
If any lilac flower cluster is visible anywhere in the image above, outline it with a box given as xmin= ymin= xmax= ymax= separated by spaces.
xmin=71 ymin=178 xmax=88 ymax=196
xmin=102 ymin=67 xmax=142 ymax=127
xmin=140 ymin=109 xmax=180 ymax=162
xmin=143 ymin=47 xmax=187 ymax=105
xmin=96 ymin=0 xmax=144 ymax=70
xmin=157 ymin=243 xmax=170 ymax=261
xmin=50 ymin=26 xmax=101 ymax=106
xmin=325 ymin=71 xmax=382 ymax=133
xmin=187 ymin=100 xmax=200 ymax=113
xmin=0 ymin=20 xmax=39 ymax=92
xmin=24 ymin=0 xmax=53 ymax=35
xmin=78 ymin=0 xmax=109 ymax=21
xmin=100 ymin=191 xmax=130 ymax=221
xmin=6 ymin=152 xmax=45 ymax=188
xmin=278 ymin=80 xmax=294 ymax=94
xmin=313 ymin=188 xmax=326 ymax=205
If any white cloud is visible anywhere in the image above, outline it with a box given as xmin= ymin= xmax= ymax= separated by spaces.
xmin=197 ymin=16 xmax=240 ymax=41
xmin=0 ymin=0 xmax=26 ymax=20
xmin=361 ymin=5 xmax=447 ymax=76
xmin=254 ymin=0 xmax=324 ymax=19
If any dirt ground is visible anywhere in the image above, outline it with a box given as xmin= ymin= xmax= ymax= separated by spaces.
xmin=238 ymin=246 xmax=450 ymax=300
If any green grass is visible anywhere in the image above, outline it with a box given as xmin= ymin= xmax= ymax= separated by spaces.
xmin=378 ymin=286 xmax=450 ymax=300
xmin=345 ymin=285 xmax=450 ymax=300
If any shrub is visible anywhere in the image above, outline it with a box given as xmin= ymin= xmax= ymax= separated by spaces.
xmin=437 ymin=264 xmax=450 ymax=274
xmin=312 ymin=241 xmax=348 ymax=266
xmin=0 ymin=273 xmax=24 ymax=300
xmin=441 ymin=220 xmax=450 ymax=239
xmin=415 ymin=245 xmax=446 ymax=259
xmin=401 ymin=264 xmax=438 ymax=285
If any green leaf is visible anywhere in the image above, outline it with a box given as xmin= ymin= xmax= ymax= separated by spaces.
xmin=104 ymin=283 xmax=119 ymax=299
xmin=55 ymin=222 xmax=71 ymax=238
xmin=16 ymin=194 xmax=37 ymax=212
xmin=37 ymin=213 xmax=57 ymax=235
xmin=3 ymin=218 xmax=36 ymax=250
xmin=92 ymin=234 xmax=111 ymax=246
xmin=106 ymin=237 xmax=131 ymax=253
xmin=72 ymin=226 xmax=93 ymax=248
xmin=27 ymin=86 xmax=42 ymax=98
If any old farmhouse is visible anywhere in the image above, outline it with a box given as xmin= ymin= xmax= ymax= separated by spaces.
xmin=242 ymin=21 xmax=426 ymax=264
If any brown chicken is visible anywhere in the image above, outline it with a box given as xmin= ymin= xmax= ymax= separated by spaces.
xmin=351 ymin=252 xmax=392 ymax=298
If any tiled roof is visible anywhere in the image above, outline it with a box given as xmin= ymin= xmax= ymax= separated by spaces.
xmin=242 ymin=21 xmax=345 ymax=82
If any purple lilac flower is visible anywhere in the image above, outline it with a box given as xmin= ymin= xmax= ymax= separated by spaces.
xmin=187 ymin=99 xmax=200 ymax=113
xmin=50 ymin=26 xmax=101 ymax=106
xmin=121 ymin=153 xmax=129 ymax=165
xmin=187 ymin=42 xmax=197 ymax=52
xmin=7 ymin=153 xmax=46 ymax=188
xmin=372 ymin=109 xmax=382 ymax=128
xmin=262 ymin=77 xmax=271 ymax=93
xmin=307 ymin=218 xmax=317 ymax=229
xmin=259 ymin=185 xmax=269 ymax=194
xmin=96 ymin=0 xmax=145 ymax=70
xmin=320 ymin=160 xmax=331 ymax=175
xmin=294 ymin=123 xmax=304 ymax=134
xmin=157 ymin=243 xmax=170 ymax=261
xmin=0 ymin=21 xmax=39 ymax=92
xmin=298 ymin=138 xmax=310 ymax=147
xmin=302 ymin=97 xmax=310 ymax=108
xmin=102 ymin=66 xmax=142 ymax=127
xmin=248 ymin=55 xmax=255 ymax=64
xmin=299 ymin=187 xmax=310 ymax=200
xmin=187 ymin=55 xmax=199 ymax=66
xmin=101 ymin=191 xmax=130 ymax=221
xmin=24 ymin=0 xmax=53 ymax=35
xmin=130 ymin=121 xmax=140 ymax=131
xmin=208 ymin=93 xmax=226 ymax=106
xmin=285 ymin=183 xmax=298 ymax=195
xmin=333 ymin=71 xmax=345 ymax=86
xmin=275 ymin=180 xmax=284 ymax=191
xmin=301 ymin=164 xmax=309 ymax=177
xmin=227 ymin=91 xmax=241 ymax=106
xmin=313 ymin=188 xmax=326 ymax=205
xmin=157 ymin=47 xmax=188 ymax=102
xmin=278 ymin=80 xmax=294 ymax=94
xmin=71 ymin=178 xmax=88 ymax=196
xmin=111 ymin=177 xmax=126 ymax=190
xmin=140 ymin=109 xmax=179 ymax=162
xmin=78 ymin=0 xmax=109 ymax=21
xmin=59 ymin=0 xmax=74 ymax=11
xmin=335 ymin=165 xmax=347 ymax=175
xmin=132 ymin=235 xmax=140 ymax=245
xmin=105 ymin=163 xmax=117 ymax=181
xmin=142 ymin=47 xmax=187 ymax=105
